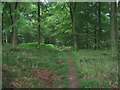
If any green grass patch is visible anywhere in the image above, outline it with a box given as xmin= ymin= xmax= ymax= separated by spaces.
xmin=3 ymin=43 xmax=118 ymax=88
xmin=72 ymin=49 xmax=118 ymax=88
xmin=2 ymin=43 xmax=69 ymax=88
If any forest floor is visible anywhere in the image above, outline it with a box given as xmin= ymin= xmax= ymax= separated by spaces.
xmin=67 ymin=53 xmax=79 ymax=88
xmin=2 ymin=43 xmax=118 ymax=88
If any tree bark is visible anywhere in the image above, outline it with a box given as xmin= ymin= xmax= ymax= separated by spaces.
xmin=37 ymin=2 xmax=40 ymax=48
xmin=110 ymin=2 xmax=117 ymax=52
xmin=85 ymin=22 xmax=88 ymax=49
xmin=9 ymin=3 xmax=13 ymax=43
xmin=98 ymin=2 xmax=102 ymax=48
xmin=2 ymin=5 xmax=3 ymax=44
xmin=10 ymin=2 xmax=19 ymax=49
xmin=0 ymin=2 xmax=2 ymax=45
xmin=70 ymin=2 xmax=77 ymax=51
xmin=94 ymin=26 xmax=97 ymax=50
xmin=117 ymin=2 xmax=120 ymax=88
xmin=94 ymin=3 xmax=98 ymax=50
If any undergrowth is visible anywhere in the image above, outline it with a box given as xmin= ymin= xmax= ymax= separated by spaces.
xmin=72 ymin=50 xmax=118 ymax=88
xmin=2 ymin=43 xmax=69 ymax=88
xmin=2 ymin=43 xmax=118 ymax=88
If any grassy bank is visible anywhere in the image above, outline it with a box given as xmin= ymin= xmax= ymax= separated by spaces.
xmin=72 ymin=50 xmax=118 ymax=88
xmin=2 ymin=43 xmax=118 ymax=88
xmin=2 ymin=43 xmax=69 ymax=88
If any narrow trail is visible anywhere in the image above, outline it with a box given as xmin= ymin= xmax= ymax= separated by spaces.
xmin=67 ymin=52 xmax=79 ymax=88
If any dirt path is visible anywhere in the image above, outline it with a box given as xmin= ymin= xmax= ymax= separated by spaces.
xmin=67 ymin=53 xmax=79 ymax=88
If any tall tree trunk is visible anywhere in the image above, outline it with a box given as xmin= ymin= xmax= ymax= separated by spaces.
xmin=85 ymin=4 xmax=88 ymax=49
xmin=73 ymin=8 xmax=77 ymax=51
xmin=0 ymin=2 xmax=2 ymax=89
xmin=98 ymin=2 xmax=102 ymax=48
xmin=94 ymin=3 xmax=98 ymax=50
xmin=94 ymin=26 xmax=97 ymax=50
xmin=2 ymin=5 xmax=3 ymax=44
xmin=37 ymin=1 xmax=40 ymax=48
xmin=85 ymin=22 xmax=88 ymax=49
xmin=0 ymin=2 xmax=2 ymax=45
xmin=110 ymin=2 xmax=117 ymax=52
xmin=117 ymin=2 xmax=120 ymax=88
xmin=70 ymin=2 xmax=77 ymax=51
xmin=10 ymin=2 xmax=19 ymax=49
xmin=9 ymin=4 xmax=13 ymax=43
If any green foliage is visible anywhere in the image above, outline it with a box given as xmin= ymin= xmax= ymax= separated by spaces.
xmin=2 ymin=2 xmax=111 ymax=49
xmin=2 ymin=2 xmax=119 ymax=88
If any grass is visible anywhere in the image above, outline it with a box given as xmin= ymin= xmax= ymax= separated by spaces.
xmin=72 ymin=50 xmax=118 ymax=88
xmin=2 ymin=43 xmax=118 ymax=88
xmin=2 ymin=43 xmax=69 ymax=88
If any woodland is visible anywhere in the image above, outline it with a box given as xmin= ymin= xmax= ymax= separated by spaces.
xmin=1 ymin=2 xmax=120 ymax=88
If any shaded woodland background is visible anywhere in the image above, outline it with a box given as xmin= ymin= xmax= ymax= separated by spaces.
xmin=2 ymin=2 xmax=120 ymax=51
xmin=1 ymin=2 xmax=120 ymax=88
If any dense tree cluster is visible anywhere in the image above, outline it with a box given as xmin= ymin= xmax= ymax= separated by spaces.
xmin=2 ymin=2 xmax=119 ymax=51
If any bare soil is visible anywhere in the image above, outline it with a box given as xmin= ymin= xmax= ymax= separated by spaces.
xmin=68 ymin=55 xmax=79 ymax=88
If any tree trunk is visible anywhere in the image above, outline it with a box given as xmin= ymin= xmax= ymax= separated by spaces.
xmin=85 ymin=22 xmax=88 ymax=49
xmin=10 ymin=2 xmax=19 ymax=49
xmin=37 ymin=1 xmax=40 ymax=48
xmin=98 ymin=2 xmax=102 ymax=48
xmin=2 ymin=4 xmax=3 ymax=44
xmin=70 ymin=2 xmax=77 ymax=51
xmin=117 ymin=2 xmax=120 ymax=87
xmin=9 ymin=3 xmax=13 ymax=43
xmin=73 ymin=9 xmax=77 ymax=51
xmin=0 ymin=2 xmax=2 ymax=45
xmin=94 ymin=3 xmax=98 ymax=50
xmin=110 ymin=2 xmax=117 ymax=52
xmin=94 ymin=25 xmax=97 ymax=50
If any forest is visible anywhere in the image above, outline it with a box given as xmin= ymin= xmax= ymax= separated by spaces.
xmin=1 ymin=1 xmax=120 ymax=88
